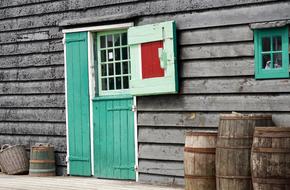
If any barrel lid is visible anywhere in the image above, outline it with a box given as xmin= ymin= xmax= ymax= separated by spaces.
xmin=186 ymin=131 xmax=217 ymax=136
xmin=220 ymin=113 xmax=272 ymax=120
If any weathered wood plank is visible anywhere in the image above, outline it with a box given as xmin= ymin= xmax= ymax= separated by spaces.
xmin=0 ymin=0 xmax=276 ymax=21
xmin=0 ymin=95 xmax=65 ymax=108
xmin=0 ymin=53 xmax=63 ymax=69
xmin=0 ymin=0 xmax=284 ymax=32
xmin=0 ymin=108 xmax=65 ymax=122
xmin=0 ymin=40 xmax=63 ymax=56
xmin=0 ymin=66 xmax=64 ymax=81
xmin=180 ymin=58 xmax=254 ymax=78
xmin=139 ymin=160 xmax=184 ymax=177
xmin=0 ymin=0 xmax=59 ymax=8
xmin=180 ymin=25 xmax=253 ymax=45
xmin=138 ymin=1 xmax=290 ymax=30
xmin=139 ymin=173 xmax=184 ymax=186
xmin=0 ymin=80 xmax=64 ymax=94
xmin=0 ymin=135 xmax=66 ymax=152
xmin=138 ymin=112 xmax=220 ymax=127
xmin=181 ymin=42 xmax=253 ymax=60
xmin=139 ymin=144 xmax=184 ymax=161
xmin=0 ymin=27 xmax=61 ymax=44
xmin=0 ymin=122 xmax=65 ymax=136
xmin=137 ymin=95 xmax=290 ymax=111
xmin=139 ymin=127 xmax=201 ymax=144
xmin=181 ymin=78 xmax=290 ymax=94
xmin=138 ymin=112 xmax=290 ymax=128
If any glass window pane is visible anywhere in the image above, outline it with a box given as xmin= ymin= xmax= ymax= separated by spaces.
xmin=114 ymin=34 xmax=120 ymax=46
xmin=273 ymin=53 xmax=282 ymax=69
xmin=116 ymin=77 xmax=122 ymax=89
xmin=108 ymin=63 xmax=114 ymax=76
xmin=101 ymin=78 xmax=107 ymax=90
xmin=107 ymin=35 xmax=113 ymax=47
xmin=115 ymin=48 xmax=120 ymax=61
xmin=101 ymin=64 xmax=107 ymax=76
xmin=123 ymin=76 xmax=129 ymax=89
xmin=108 ymin=49 xmax=113 ymax=61
xmin=122 ymin=62 xmax=128 ymax=74
xmin=273 ymin=36 xmax=282 ymax=51
xmin=122 ymin=47 xmax=128 ymax=60
xmin=262 ymin=54 xmax=271 ymax=69
xmin=121 ymin=33 xmax=127 ymax=45
xmin=115 ymin=62 xmax=121 ymax=75
xmin=101 ymin=50 xmax=106 ymax=62
xmin=262 ymin=37 xmax=271 ymax=52
xmin=100 ymin=36 xmax=106 ymax=48
xmin=109 ymin=77 xmax=114 ymax=90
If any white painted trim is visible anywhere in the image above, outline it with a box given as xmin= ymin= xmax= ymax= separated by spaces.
xmin=63 ymin=33 xmax=70 ymax=175
xmin=62 ymin=23 xmax=134 ymax=34
xmin=133 ymin=96 xmax=139 ymax=182
xmin=88 ymin=32 xmax=95 ymax=176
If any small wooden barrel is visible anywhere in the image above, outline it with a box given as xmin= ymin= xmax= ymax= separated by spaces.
xmin=184 ymin=131 xmax=217 ymax=190
xmin=216 ymin=114 xmax=272 ymax=190
xmin=251 ymin=127 xmax=290 ymax=190
xmin=29 ymin=144 xmax=55 ymax=177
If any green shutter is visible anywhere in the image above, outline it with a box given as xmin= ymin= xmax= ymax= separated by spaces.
xmin=66 ymin=32 xmax=91 ymax=176
xmin=128 ymin=21 xmax=178 ymax=96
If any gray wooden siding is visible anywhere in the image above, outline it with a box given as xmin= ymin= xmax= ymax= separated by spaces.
xmin=0 ymin=0 xmax=289 ymax=185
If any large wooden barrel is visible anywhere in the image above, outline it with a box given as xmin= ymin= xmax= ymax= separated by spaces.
xmin=251 ymin=127 xmax=290 ymax=190
xmin=216 ymin=114 xmax=272 ymax=190
xmin=29 ymin=144 xmax=56 ymax=176
xmin=184 ymin=131 xmax=217 ymax=190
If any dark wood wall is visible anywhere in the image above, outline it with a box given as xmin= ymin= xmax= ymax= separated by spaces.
xmin=0 ymin=0 xmax=290 ymax=184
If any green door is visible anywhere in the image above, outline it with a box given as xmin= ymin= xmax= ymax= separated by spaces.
xmin=66 ymin=32 xmax=91 ymax=176
xmin=93 ymin=30 xmax=135 ymax=179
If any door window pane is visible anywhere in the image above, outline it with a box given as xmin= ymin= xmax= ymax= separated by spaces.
xmin=116 ymin=77 xmax=122 ymax=89
xmin=109 ymin=77 xmax=114 ymax=90
xmin=100 ymin=36 xmax=106 ymax=48
xmin=122 ymin=62 xmax=128 ymax=74
xmin=101 ymin=50 xmax=106 ymax=62
xmin=101 ymin=64 xmax=107 ymax=76
xmin=108 ymin=49 xmax=114 ymax=61
xmin=107 ymin=35 xmax=113 ymax=47
xmin=123 ymin=76 xmax=129 ymax=89
xmin=101 ymin=78 xmax=107 ymax=90
xmin=108 ymin=63 xmax=114 ymax=76
xmin=115 ymin=48 xmax=120 ymax=61
xmin=114 ymin=34 xmax=120 ymax=46
xmin=121 ymin=33 xmax=127 ymax=45
xmin=115 ymin=62 xmax=121 ymax=75
xmin=122 ymin=47 xmax=128 ymax=60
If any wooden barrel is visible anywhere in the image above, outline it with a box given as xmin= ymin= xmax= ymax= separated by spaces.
xmin=251 ymin=127 xmax=290 ymax=190
xmin=216 ymin=114 xmax=272 ymax=190
xmin=29 ymin=144 xmax=55 ymax=176
xmin=184 ymin=131 xmax=217 ymax=190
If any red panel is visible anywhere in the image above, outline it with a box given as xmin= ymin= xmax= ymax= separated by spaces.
xmin=141 ymin=41 xmax=164 ymax=79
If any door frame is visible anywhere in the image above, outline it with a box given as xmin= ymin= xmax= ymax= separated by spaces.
xmin=63 ymin=22 xmax=139 ymax=181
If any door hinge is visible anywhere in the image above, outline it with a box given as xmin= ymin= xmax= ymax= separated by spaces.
xmin=132 ymin=105 xmax=137 ymax=112
xmin=62 ymin=38 xmax=65 ymax=44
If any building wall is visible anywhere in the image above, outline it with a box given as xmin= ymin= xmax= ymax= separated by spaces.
xmin=0 ymin=0 xmax=290 ymax=184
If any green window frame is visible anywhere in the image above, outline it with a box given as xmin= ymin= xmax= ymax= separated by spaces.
xmin=254 ymin=26 xmax=289 ymax=79
xmin=96 ymin=30 xmax=131 ymax=96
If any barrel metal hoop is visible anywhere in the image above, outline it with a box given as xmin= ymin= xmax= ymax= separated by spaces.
xmin=218 ymin=136 xmax=253 ymax=139
xmin=185 ymin=175 xmax=215 ymax=179
xmin=216 ymin=146 xmax=251 ymax=149
xmin=216 ymin=175 xmax=251 ymax=179
xmin=252 ymin=177 xmax=290 ymax=184
xmin=184 ymin=147 xmax=216 ymax=154
xmin=30 ymin=160 xmax=55 ymax=163
xmin=252 ymin=147 xmax=290 ymax=153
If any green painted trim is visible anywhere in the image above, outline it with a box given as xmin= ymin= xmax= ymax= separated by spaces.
xmin=254 ymin=26 xmax=289 ymax=79
xmin=92 ymin=95 xmax=133 ymax=101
